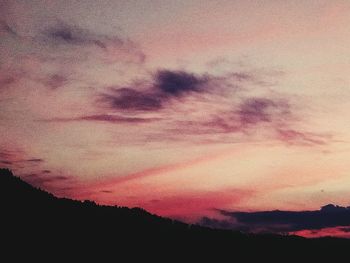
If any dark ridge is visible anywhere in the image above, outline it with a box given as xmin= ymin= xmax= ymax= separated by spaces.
xmin=1 ymin=168 xmax=349 ymax=261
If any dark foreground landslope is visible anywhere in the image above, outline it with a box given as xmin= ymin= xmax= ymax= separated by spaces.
xmin=1 ymin=168 xmax=349 ymax=260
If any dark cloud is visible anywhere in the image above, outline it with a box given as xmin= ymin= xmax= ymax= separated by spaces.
xmin=97 ymin=67 xmax=329 ymax=146
xmin=78 ymin=114 xmax=160 ymax=123
xmin=47 ymin=24 xmax=80 ymax=44
xmin=199 ymin=204 xmax=350 ymax=234
xmin=101 ymin=88 xmax=163 ymax=111
xmin=155 ymin=70 xmax=207 ymax=96
xmin=100 ymin=70 xmax=209 ymax=112
xmin=39 ymin=114 xmax=159 ymax=124
xmin=98 ymin=70 xmax=329 ymax=146
xmin=26 ymin=158 xmax=44 ymax=163
xmin=200 ymin=217 xmax=238 ymax=230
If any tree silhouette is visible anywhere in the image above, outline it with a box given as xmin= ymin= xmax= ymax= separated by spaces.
xmin=0 ymin=168 xmax=349 ymax=261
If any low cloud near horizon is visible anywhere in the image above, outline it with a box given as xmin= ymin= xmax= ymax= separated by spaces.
xmin=199 ymin=204 xmax=350 ymax=238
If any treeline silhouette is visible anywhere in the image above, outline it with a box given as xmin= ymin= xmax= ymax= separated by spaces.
xmin=1 ymin=168 xmax=349 ymax=261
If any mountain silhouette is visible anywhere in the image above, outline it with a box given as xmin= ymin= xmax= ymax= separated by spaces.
xmin=1 ymin=168 xmax=349 ymax=261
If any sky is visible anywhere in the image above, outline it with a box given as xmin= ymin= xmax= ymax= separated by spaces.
xmin=1 ymin=0 xmax=350 ymax=238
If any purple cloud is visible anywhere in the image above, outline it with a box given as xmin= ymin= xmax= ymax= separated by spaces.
xmin=39 ymin=114 xmax=160 ymax=124
xmin=101 ymin=88 xmax=163 ymax=111
xmin=276 ymin=129 xmax=329 ymax=146
xmin=99 ymin=70 xmax=210 ymax=112
xmin=95 ymin=67 xmax=330 ymax=146
xmin=41 ymin=21 xmax=146 ymax=63
xmin=155 ymin=70 xmax=207 ymax=96
xmin=238 ymin=98 xmax=281 ymax=125
xmin=43 ymin=22 xmax=117 ymax=48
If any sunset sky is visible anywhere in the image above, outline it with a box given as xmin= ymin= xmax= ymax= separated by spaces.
xmin=1 ymin=0 xmax=350 ymax=237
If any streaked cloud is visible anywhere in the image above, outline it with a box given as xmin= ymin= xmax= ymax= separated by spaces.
xmin=40 ymin=114 xmax=161 ymax=124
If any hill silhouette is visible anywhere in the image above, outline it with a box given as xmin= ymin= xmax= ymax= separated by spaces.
xmin=1 ymin=168 xmax=349 ymax=261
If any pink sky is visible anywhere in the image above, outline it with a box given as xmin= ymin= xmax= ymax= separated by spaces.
xmin=1 ymin=0 xmax=350 ymax=235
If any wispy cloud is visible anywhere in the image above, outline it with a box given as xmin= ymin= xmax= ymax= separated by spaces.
xmin=26 ymin=158 xmax=44 ymax=163
xmin=238 ymin=98 xmax=288 ymax=126
xmin=0 ymin=19 xmax=146 ymax=94
xmin=276 ymin=129 xmax=330 ymax=146
xmin=39 ymin=114 xmax=160 ymax=124
xmin=40 ymin=21 xmax=146 ymax=64
xmin=24 ymin=173 xmax=70 ymax=185
xmin=0 ymin=149 xmax=44 ymax=166
xmin=43 ymin=22 xmax=111 ymax=47
xmin=100 ymin=88 xmax=163 ymax=111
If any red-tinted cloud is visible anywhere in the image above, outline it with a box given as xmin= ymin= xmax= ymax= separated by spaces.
xmin=138 ymin=189 xmax=255 ymax=221
xmin=291 ymin=226 xmax=350 ymax=238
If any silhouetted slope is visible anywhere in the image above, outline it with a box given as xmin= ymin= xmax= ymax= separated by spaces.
xmin=1 ymin=168 xmax=349 ymax=260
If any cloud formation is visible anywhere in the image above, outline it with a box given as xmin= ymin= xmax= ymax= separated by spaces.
xmin=44 ymin=22 xmax=109 ymax=47
xmin=0 ymin=149 xmax=44 ymax=167
xmin=100 ymin=70 xmax=209 ymax=112
xmin=199 ymin=204 xmax=350 ymax=235
xmin=0 ymin=9 xmax=330 ymax=148
xmin=40 ymin=21 xmax=146 ymax=63
xmin=0 ymin=148 xmax=72 ymax=194
xmin=101 ymin=88 xmax=163 ymax=111
xmin=40 ymin=114 xmax=160 ymax=124
xmin=96 ymin=67 xmax=329 ymax=146
xmin=238 ymin=98 xmax=288 ymax=125
xmin=156 ymin=70 xmax=207 ymax=96
xmin=24 ymin=173 xmax=70 ymax=185
xmin=0 ymin=19 xmax=146 ymax=95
